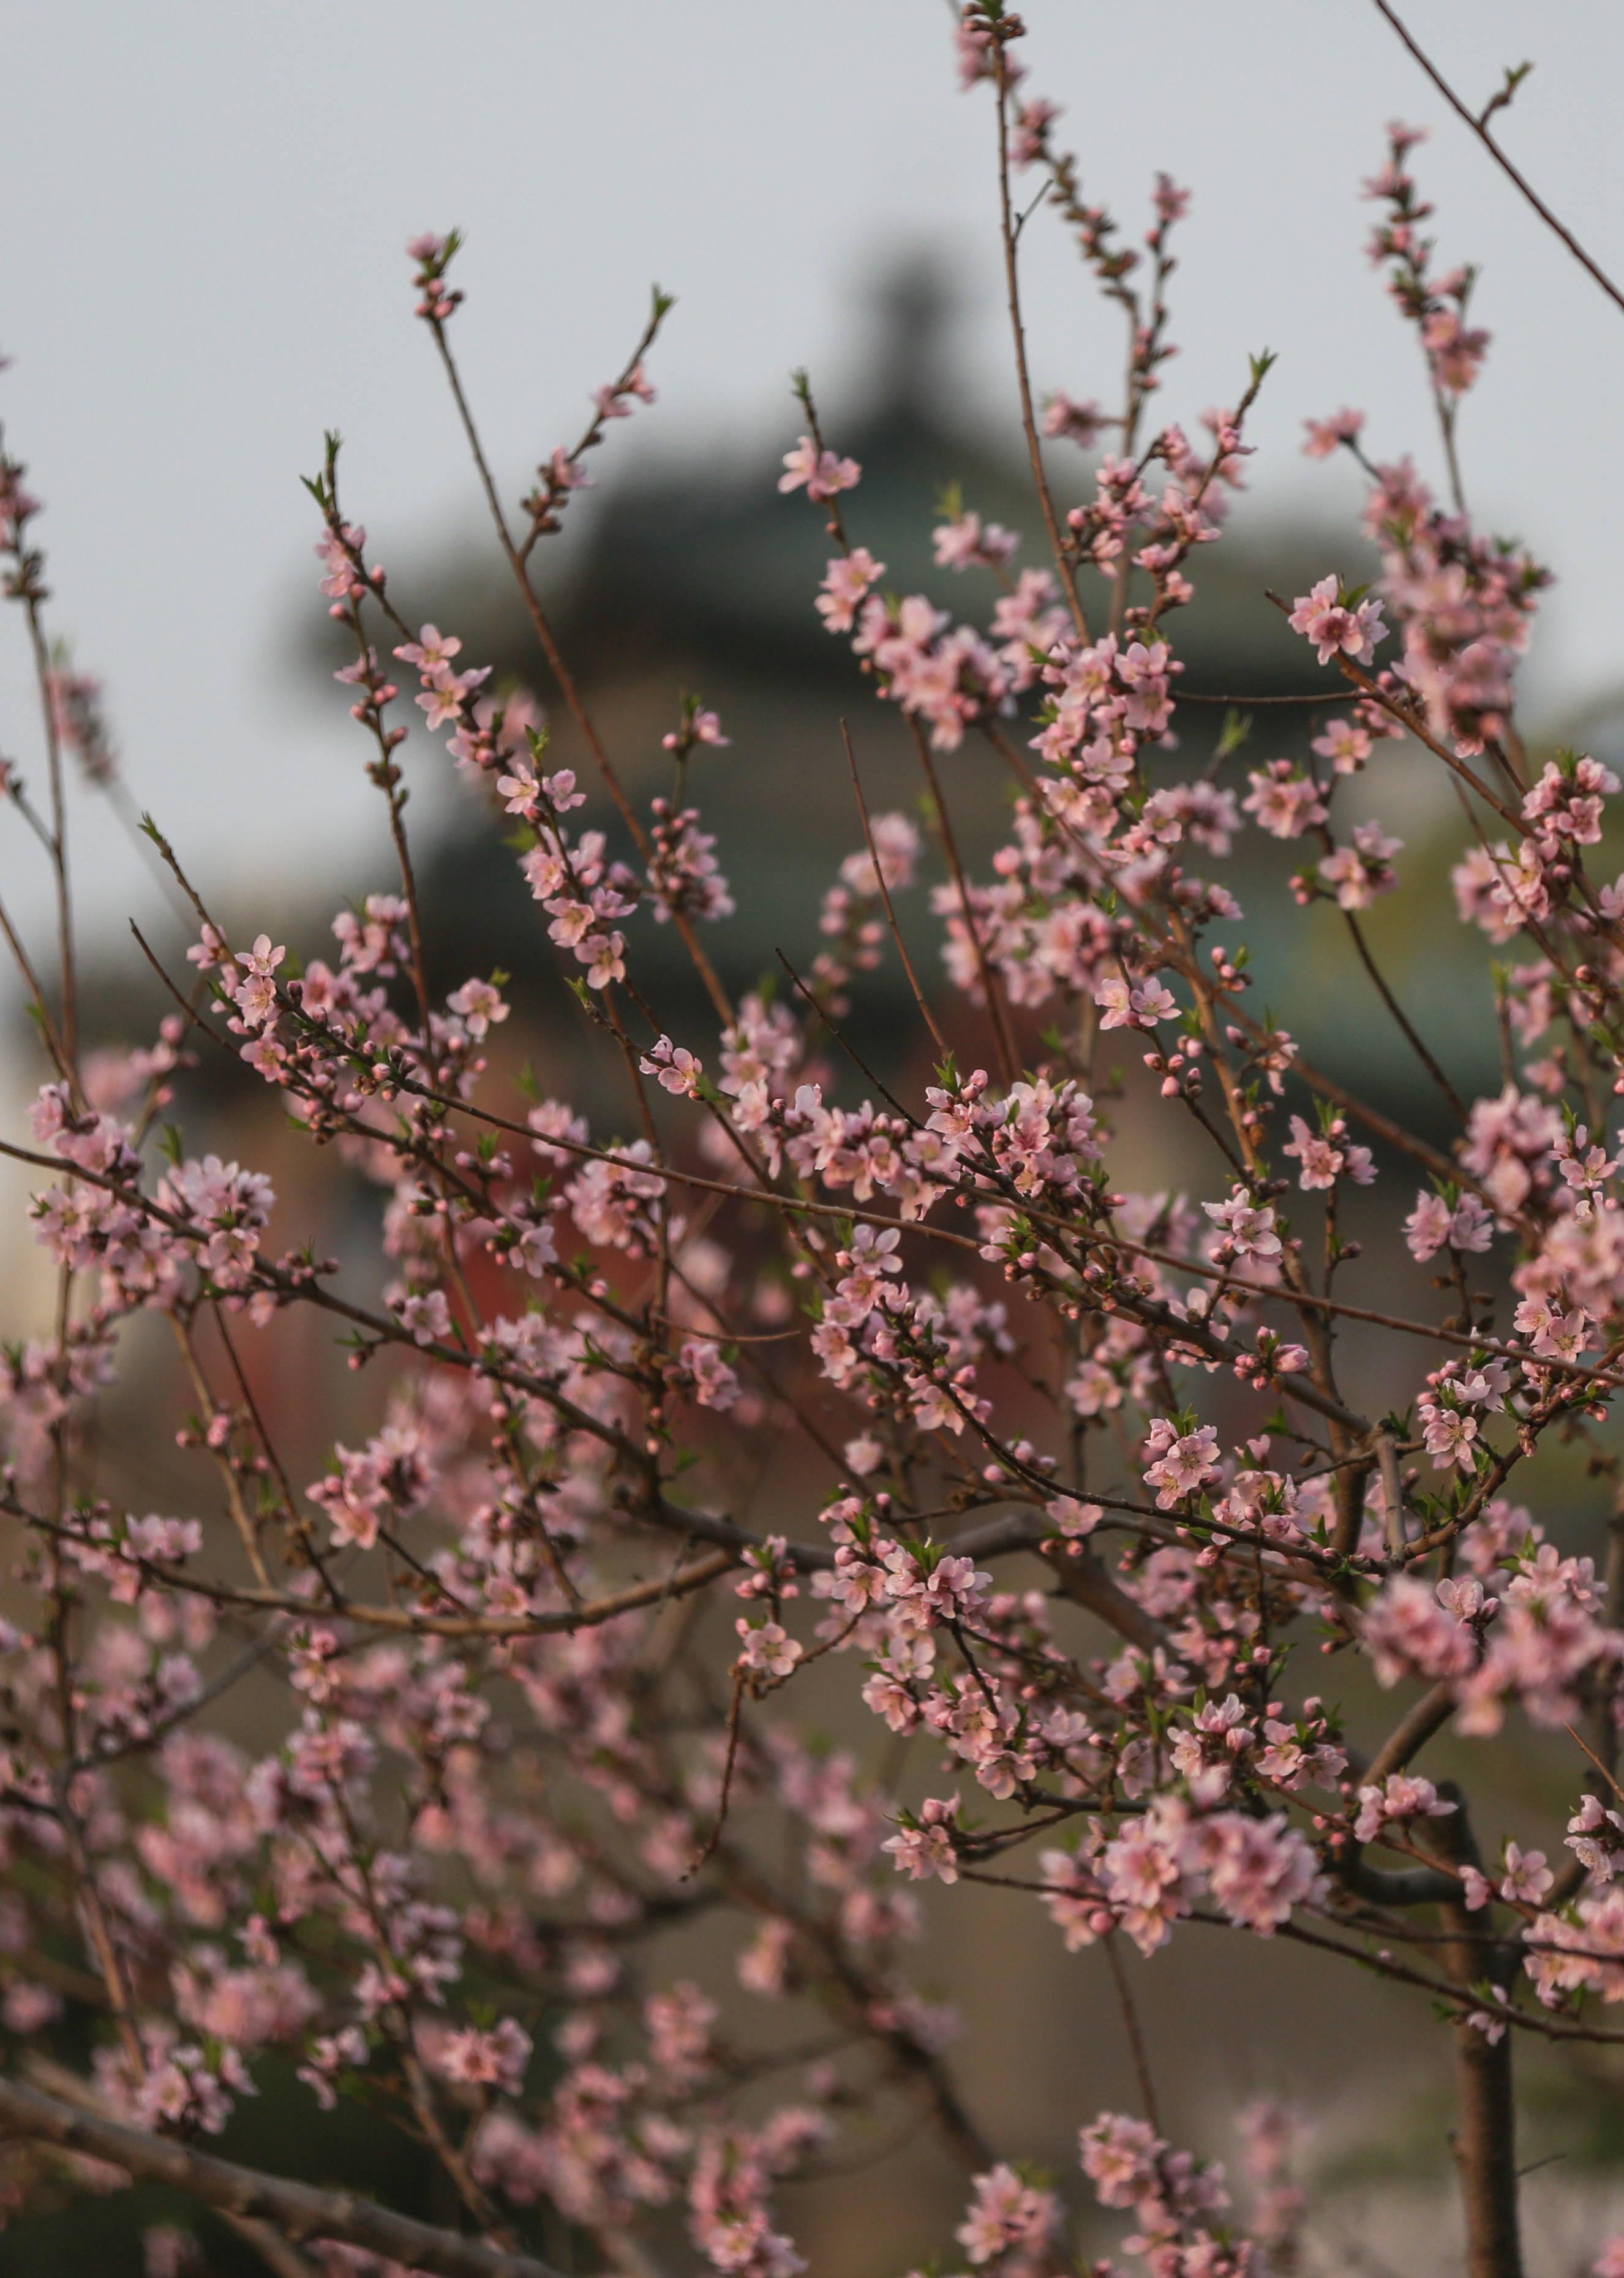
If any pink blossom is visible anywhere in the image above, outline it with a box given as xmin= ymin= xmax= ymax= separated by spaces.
xmin=683 ymin=1340 xmax=740 ymax=1412
xmin=933 ymin=510 xmax=1018 ymax=572
xmin=734 ymin=1620 xmax=802 ymax=1681
xmin=1353 ymin=1774 xmax=1457 ymax=1844
xmin=882 ymin=1797 xmax=961 ymax=1885
xmin=432 ymin=2018 xmax=532 ymax=2097
xmin=1500 ymin=1842 xmax=1552 ymax=1905
xmin=1243 ymin=761 xmax=1326 ymax=840
xmin=778 ymin=437 xmax=860 ymax=502
xmin=1042 ymin=391 xmax=1106 ymax=447
xmin=446 ymin=978 xmax=508 ymax=1038
xmin=1203 ymin=1186 xmax=1282 ymax=1262
xmin=639 ymin=1036 xmax=705 ymax=1097
xmin=1302 ymin=407 xmax=1366 ymax=458
xmin=815 ymin=547 xmax=885 ymax=633
xmin=1143 ymin=1419 xmax=1222 ymax=1509
xmin=1317 ymin=820 xmax=1402 ymax=911
xmin=1095 ymin=972 xmax=1178 ymax=1028
xmin=1287 ymin=573 xmax=1387 ymax=667
xmin=955 ymin=2162 xmax=1059 ymax=2267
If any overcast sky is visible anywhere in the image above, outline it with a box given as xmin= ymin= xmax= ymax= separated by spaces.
xmin=2 ymin=0 xmax=1622 ymax=966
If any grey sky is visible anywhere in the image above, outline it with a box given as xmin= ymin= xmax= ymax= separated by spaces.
xmin=2 ymin=0 xmax=1620 ymax=963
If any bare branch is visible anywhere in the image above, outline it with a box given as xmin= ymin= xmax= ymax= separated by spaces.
xmin=1372 ymin=1 xmax=1624 ymax=318
xmin=0 ymin=2072 xmax=566 ymax=2278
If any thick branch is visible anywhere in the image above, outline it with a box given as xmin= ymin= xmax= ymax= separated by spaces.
xmin=1431 ymin=1791 xmax=1524 ymax=2278
xmin=0 ymin=2072 xmax=565 ymax=2278
xmin=1045 ymin=1545 xmax=1166 ymax=1655
xmin=1451 ymin=2005 xmax=1523 ymax=2278
xmin=1364 ymin=1680 xmax=1457 ymax=1788
xmin=1343 ymin=1858 xmax=1459 ymax=1908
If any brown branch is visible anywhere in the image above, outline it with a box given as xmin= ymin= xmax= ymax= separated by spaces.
xmin=1343 ymin=908 xmax=1465 ymax=1118
xmin=683 ymin=1669 xmax=747 ymax=1878
xmin=23 ymin=597 xmax=78 ymax=1075
xmin=774 ymin=948 xmax=915 ymax=1124
xmin=115 ymin=942 xmax=1606 ymax=1414
xmin=908 ymin=719 xmax=1019 ymax=1086
xmin=424 ymin=316 xmax=733 ymax=1026
xmin=0 ymin=2071 xmax=566 ymax=2278
xmin=841 ymin=720 xmax=950 ymax=1059
xmin=1429 ymin=1794 xmax=1525 ymax=2278
xmin=992 ymin=48 xmax=1090 ymax=641
xmin=28 ymin=1531 xmax=742 ymax=1641
xmin=1214 ymin=992 xmax=1484 ymax=1199
xmin=1364 ymin=1680 xmax=1457 ymax=1789
xmin=1178 ymin=690 xmax=1342 ymax=707
xmin=1371 ymin=0 xmax=1624 ymax=319
xmin=0 ymin=881 xmax=75 ymax=1092
xmin=1044 ymin=1543 xmax=1167 ymax=1655
xmin=1101 ymin=1934 xmax=1161 ymax=2133
xmin=290 ymin=1051 xmax=1624 ymax=1393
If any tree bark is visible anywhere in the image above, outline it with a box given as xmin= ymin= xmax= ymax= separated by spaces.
xmin=1449 ymin=2009 xmax=1522 ymax=2278
xmin=1432 ymin=1784 xmax=1524 ymax=2278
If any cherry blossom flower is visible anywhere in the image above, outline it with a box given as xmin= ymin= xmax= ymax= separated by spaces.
xmin=778 ymin=437 xmax=860 ymax=502
xmin=1287 ymin=573 xmax=1387 ymax=667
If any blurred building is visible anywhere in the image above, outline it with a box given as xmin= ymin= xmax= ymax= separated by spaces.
xmin=413 ymin=258 xmax=1375 ymax=1028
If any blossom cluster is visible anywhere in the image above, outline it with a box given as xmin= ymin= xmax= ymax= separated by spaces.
xmin=1 ymin=12 xmax=1622 ymax=2278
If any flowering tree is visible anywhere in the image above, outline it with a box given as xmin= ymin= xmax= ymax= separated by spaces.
xmin=3 ymin=7 xmax=1624 ymax=2276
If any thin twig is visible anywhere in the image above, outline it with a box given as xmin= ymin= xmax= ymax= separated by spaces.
xmin=992 ymin=46 xmax=1089 ymax=641
xmin=1343 ymin=909 xmax=1465 ymax=1118
xmin=773 ymin=948 xmax=916 ymax=1123
xmin=1102 ymin=1934 xmax=1161 ymax=2134
xmin=841 ymin=720 xmax=950 ymax=1058
xmin=909 ymin=720 xmax=1018 ymax=1086
xmin=1371 ymin=0 xmax=1624 ymax=318
xmin=683 ymin=1671 xmax=747 ymax=1879
xmin=424 ymin=315 xmax=734 ymax=1024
